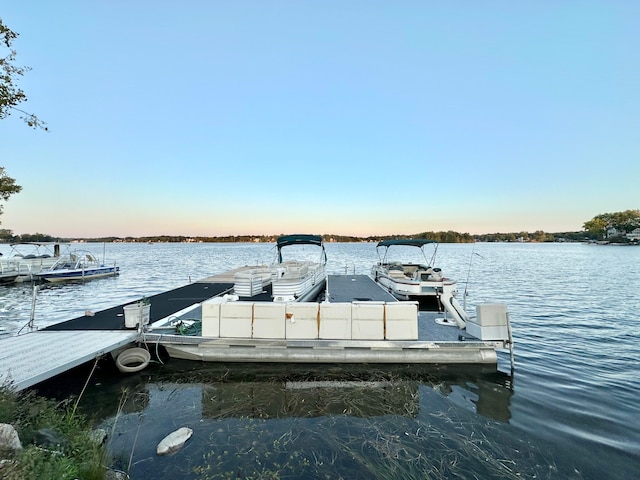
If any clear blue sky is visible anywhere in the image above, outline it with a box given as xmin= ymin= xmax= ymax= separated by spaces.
xmin=1 ymin=1 xmax=638 ymax=238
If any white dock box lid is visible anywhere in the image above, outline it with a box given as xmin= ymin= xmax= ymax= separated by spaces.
xmin=319 ymin=303 xmax=352 ymax=339
xmin=285 ymin=302 xmax=319 ymax=339
xmin=219 ymin=302 xmax=254 ymax=338
xmin=475 ymin=303 xmax=509 ymax=326
xmin=467 ymin=303 xmax=509 ymax=340
xmin=351 ymin=302 xmax=385 ymax=340
xmin=202 ymin=297 xmax=223 ymax=337
xmin=385 ymin=302 xmax=418 ymax=340
xmin=252 ymin=303 xmax=286 ymax=339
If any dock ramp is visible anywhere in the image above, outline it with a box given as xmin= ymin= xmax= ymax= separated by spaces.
xmin=0 ymin=330 xmax=138 ymax=391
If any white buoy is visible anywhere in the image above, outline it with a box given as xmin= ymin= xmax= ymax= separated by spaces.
xmin=156 ymin=427 xmax=193 ymax=456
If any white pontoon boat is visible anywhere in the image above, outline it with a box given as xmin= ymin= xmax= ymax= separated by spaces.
xmin=270 ymin=234 xmax=327 ymax=302
xmin=0 ymin=242 xmax=70 ymax=282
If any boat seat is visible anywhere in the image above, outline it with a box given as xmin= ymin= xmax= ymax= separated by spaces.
xmin=404 ymin=265 xmax=419 ymax=275
xmin=280 ymin=264 xmax=309 ymax=279
xmin=389 ymin=270 xmax=407 ymax=279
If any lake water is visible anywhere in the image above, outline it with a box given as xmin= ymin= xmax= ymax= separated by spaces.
xmin=1 ymin=242 xmax=638 ymax=479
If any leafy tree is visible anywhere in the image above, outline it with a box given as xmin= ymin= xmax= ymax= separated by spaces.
xmin=0 ymin=228 xmax=15 ymax=241
xmin=0 ymin=167 xmax=22 ymax=223
xmin=583 ymin=216 xmax=608 ymax=238
xmin=1 ymin=17 xmax=46 ymax=129
xmin=583 ymin=210 xmax=640 ymax=238
xmin=612 ymin=209 xmax=640 ymax=231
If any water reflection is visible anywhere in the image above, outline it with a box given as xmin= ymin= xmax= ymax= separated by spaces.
xmin=36 ymin=358 xmax=512 ymax=424
xmin=29 ymin=358 xmax=543 ymax=479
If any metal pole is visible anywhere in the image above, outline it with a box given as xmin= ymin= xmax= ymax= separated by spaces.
xmin=506 ymin=312 xmax=515 ymax=377
xmin=28 ymin=284 xmax=39 ymax=331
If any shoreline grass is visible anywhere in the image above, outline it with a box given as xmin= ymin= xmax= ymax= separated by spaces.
xmin=0 ymin=385 xmax=112 ymax=480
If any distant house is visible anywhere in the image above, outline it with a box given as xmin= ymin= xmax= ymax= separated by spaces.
xmin=626 ymin=228 xmax=640 ymax=241
xmin=607 ymin=227 xmax=625 ymax=238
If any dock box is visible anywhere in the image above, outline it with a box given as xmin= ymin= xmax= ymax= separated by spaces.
xmin=219 ymin=302 xmax=254 ymax=338
xmin=285 ymin=302 xmax=319 ymax=339
xmin=384 ymin=302 xmax=418 ymax=340
xmin=201 ymin=298 xmax=223 ymax=337
xmin=319 ymin=303 xmax=352 ymax=339
xmin=351 ymin=302 xmax=385 ymax=340
xmin=252 ymin=303 xmax=286 ymax=339
xmin=476 ymin=303 xmax=509 ymax=326
xmin=466 ymin=303 xmax=509 ymax=340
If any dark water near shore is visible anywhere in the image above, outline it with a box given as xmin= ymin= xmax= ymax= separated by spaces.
xmin=1 ymin=242 xmax=639 ymax=479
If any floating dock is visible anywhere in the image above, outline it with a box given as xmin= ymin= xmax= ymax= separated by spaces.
xmin=0 ymin=270 xmax=512 ymax=391
xmin=0 ymin=331 xmax=138 ymax=391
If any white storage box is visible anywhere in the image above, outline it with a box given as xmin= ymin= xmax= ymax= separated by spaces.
xmin=384 ymin=302 xmax=418 ymax=340
xmin=285 ymin=302 xmax=319 ymax=339
xmin=201 ymin=297 xmax=223 ymax=337
xmin=465 ymin=322 xmax=509 ymax=341
xmin=351 ymin=302 xmax=385 ymax=340
xmin=475 ymin=303 xmax=509 ymax=326
xmin=219 ymin=302 xmax=254 ymax=338
xmin=319 ymin=303 xmax=352 ymax=339
xmin=252 ymin=303 xmax=286 ymax=339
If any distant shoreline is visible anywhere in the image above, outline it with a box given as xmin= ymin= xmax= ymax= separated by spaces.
xmin=3 ymin=230 xmax=617 ymax=245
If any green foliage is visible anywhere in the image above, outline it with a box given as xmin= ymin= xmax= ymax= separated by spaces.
xmin=0 ymin=18 xmax=46 ymax=129
xmin=0 ymin=385 xmax=18 ymax=423
xmin=0 ymin=228 xmax=15 ymax=241
xmin=583 ymin=210 xmax=640 ymax=238
xmin=0 ymin=386 xmax=108 ymax=480
xmin=0 ymin=166 xmax=22 ymax=224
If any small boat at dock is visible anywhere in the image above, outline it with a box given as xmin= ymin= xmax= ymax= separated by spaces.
xmin=0 ymin=242 xmax=70 ymax=282
xmin=372 ymin=239 xmax=470 ymax=327
xmin=233 ymin=234 xmax=328 ymax=302
xmin=270 ymin=234 xmax=327 ymax=302
xmin=34 ymin=250 xmax=119 ymax=283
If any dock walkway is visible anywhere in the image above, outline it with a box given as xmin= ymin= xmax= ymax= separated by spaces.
xmin=2 ymin=281 xmax=233 ymax=391
xmin=0 ymin=330 xmax=138 ymax=391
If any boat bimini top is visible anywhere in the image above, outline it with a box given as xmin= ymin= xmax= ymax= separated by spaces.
xmin=276 ymin=234 xmax=327 ymax=264
xmin=376 ymin=238 xmax=439 ymax=265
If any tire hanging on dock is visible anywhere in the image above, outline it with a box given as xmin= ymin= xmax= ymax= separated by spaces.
xmin=115 ymin=347 xmax=151 ymax=373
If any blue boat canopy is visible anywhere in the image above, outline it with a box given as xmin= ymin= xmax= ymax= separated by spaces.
xmin=376 ymin=239 xmax=437 ymax=248
xmin=276 ymin=234 xmax=323 ymax=248
xmin=276 ymin=235 xmax=325 ymax=264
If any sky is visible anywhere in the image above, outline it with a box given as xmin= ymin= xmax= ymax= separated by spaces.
xmin=1 ymin=1 xmax=638 ymax=238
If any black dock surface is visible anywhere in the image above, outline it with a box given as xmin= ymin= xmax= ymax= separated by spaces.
xmin=326 ymin=275 xmax=397 ymax=303
xmin=44 ymin=282 xmax=233 ymax=331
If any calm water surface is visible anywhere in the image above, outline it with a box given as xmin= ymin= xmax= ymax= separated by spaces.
xmin=1 ymin=242 xmax=638 ymax=479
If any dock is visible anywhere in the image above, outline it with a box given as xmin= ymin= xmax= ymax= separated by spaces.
xmin=1 ymin=281 xmax=233 ymax=390
xmin=0 ymin=330 xmax=138 ymax=391
xmin=1 ymin=271 xmax=511 ymax=392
